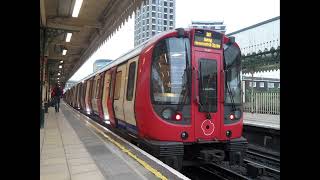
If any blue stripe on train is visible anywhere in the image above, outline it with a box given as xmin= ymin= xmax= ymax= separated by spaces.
xmin=116 ymin=119 xmax=138 ymax=134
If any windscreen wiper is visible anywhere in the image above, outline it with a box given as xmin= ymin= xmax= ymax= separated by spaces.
xmin=176 ymin=41 xmax=191 ymax=112
xmin=226 ymin=79 xmax=236 ymax=112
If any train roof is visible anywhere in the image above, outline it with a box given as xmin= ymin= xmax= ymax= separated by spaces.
xmin=75 ymin=29 xmax=180 ymax=84
xmin=68 ymin=28 xmax=234 ymax=89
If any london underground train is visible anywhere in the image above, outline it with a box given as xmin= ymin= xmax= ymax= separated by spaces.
xmin=65 ymin=28 xmax=247 ymax=170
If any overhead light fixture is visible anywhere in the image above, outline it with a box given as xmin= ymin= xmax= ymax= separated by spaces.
xmin=60 ymin=60 xmax=63 ymax=63
xmin=59 ymin=65 xmax=62 ymax=69
xmin=72 ymin=0 xmax=83 ymax=18
xmin=62 ymin=49 xmax=67 ymax=55
xmin=58 ymin=73 xmax=60 ymax=76
xmin=66 ymin=33 xmax=72 ymax=42
xmin=57 ymin=77 xmax=60 ymax=80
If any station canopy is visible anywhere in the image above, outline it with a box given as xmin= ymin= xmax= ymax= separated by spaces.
xmin=40 ymin=0 xmax=146 ymax=86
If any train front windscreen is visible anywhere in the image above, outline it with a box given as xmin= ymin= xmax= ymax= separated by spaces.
xmin=151 ymin=37 xmax=191 ymax=105
xmin=223 ymin=38 xmax=242 ymax=123
xmin=150 ymin=37 xmax=191 ymax=123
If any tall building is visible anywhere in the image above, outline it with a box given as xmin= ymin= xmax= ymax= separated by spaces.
xmin=190 ymin=21 xmax=226 ymax=34
xmin=134 ymin=0 xmax=176 ymax=47
xmin=93 ymin=59 xmax=112 ymax=72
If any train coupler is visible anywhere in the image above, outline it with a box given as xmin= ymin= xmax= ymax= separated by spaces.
xmin=200 ymin=149 xmax=225 ymax=163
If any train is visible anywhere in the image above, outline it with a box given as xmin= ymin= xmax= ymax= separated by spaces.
xmin=64 ymin=28 xmax=248 ymax=170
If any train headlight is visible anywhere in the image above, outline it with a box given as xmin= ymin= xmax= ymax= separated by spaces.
xmin=181 ymin=131 xmax=188 ymax=140
xmin=229 ymin=114 xmax=235 ymax=120
xmin=161 ymin=108 xmax=174 ymax=120
xmin=226 ymin=130 xmax=232 ymax=137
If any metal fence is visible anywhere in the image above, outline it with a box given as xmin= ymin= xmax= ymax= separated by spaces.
xmin=244 ymin=92 xmax=280 ymax=114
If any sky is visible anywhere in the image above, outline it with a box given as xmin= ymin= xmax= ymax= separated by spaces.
xmin=69 ymin=0 xmax=280 ymax=82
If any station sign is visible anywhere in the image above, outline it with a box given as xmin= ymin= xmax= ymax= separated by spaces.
xmin=194 ymin=29 xmax=222 ymax=49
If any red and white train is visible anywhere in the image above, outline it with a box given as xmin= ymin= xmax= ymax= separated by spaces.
xmin=65 ymin=28 xmax=247 ymax=170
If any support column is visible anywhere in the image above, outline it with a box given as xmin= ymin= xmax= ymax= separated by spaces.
xmin=40 ymin=28 xmax=48 ymax=128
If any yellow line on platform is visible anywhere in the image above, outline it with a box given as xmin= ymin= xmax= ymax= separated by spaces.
xmin=86 ymin=121 xmax=168 ymax=180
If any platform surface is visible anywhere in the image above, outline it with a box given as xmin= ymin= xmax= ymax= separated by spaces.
xmin=243 ymin=112 xmax=280 ymax=130
xmin=40 ymin=102 xmax=189 ymax=180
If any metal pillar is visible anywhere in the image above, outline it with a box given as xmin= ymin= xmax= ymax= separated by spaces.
xmin=40 ymin=28 xmax=46 ymax=128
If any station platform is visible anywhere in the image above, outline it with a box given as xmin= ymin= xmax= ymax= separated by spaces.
xmin=243 ymin=112 xmax=280 ymax=130
xmin=40 ymin=102 xmax=189 ymax=180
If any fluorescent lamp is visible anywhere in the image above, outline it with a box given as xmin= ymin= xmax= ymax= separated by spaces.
xmin=66 ymin=33 xmax=72 ymax=42
xmin=62 ymin=49 xmax=67 ymax=55
xmin=72 ymin=0 xmax=83 ymax=17
xmin=60 ymin=60 xmax=63 ymax=63
xmin=58 ymin=73 xmax=60 ymax=76
xmin=59 ymin=65 xmax=62 ymax=69
xmin=57 ymin=78 xmax=60 ymax=80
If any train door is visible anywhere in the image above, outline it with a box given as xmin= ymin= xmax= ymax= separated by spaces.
xmin=85 ymin=80 xmax=92 ymax=114
xmin=73 ymin=87 xmax=77 ymax=107
xmin=97 ymin=73 xmax=105 ymax=119
xmin=88 ymin=78 xmax=94 ymax=114
xmin=113 ymin=64 xmax=127 ymax=127
xmin=101 ymin=71 xmax=110 ymax=120
xmin=107 ymin=68 xmax=117 ymax=127
xmin=92 ymin=75 xmax=100 ymax=115
xmin=123 ymin=57 xmax=139 ymax=134
xmin=77 ymin=84 xmax=81 ymax=108
xmin=84 ymin=80 xmax=90 ymax=112
xmin=80 ymin=82 xmax=87 ymax=110
xmin=193 ymin=51 xmax=222 ymax=141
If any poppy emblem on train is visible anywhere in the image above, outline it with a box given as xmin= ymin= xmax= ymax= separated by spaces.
xmin=201 ymin=119 xmax=215 ymax=136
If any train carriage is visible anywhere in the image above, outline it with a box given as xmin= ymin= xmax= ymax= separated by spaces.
xmin=65 ymin=28 xmax=247 ymax=170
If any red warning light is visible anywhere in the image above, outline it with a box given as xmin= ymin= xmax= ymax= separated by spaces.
xmin=175 ymin=114 xmax=182 ymax=121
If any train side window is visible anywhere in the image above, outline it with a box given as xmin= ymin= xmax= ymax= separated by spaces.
xmin=92 ymin=79 xmax=96 ymax=98
xmin=97 ymin=77 xmax=103 ymax=98
xmin=126 ymin=62 xmax=136 ymax=101
xmin=95 ymin=78 xmax=100 ymax=98
xmin=114 ymin=71 xmax=122 ymax=100
xmin=109 ymin=72 xmax=114 ymax=98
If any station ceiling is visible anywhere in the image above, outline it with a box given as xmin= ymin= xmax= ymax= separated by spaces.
xmin=40 ymin=0 xmax=145 ymax=86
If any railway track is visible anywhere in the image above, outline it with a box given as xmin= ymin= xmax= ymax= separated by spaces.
xmin=201 ymin=163 xmax=250 ymax=180
xmin=245 ymin=145 xmax=280 ymax=170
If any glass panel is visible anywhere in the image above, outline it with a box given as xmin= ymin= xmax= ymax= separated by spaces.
xmin=126 ymin=62 xmax=136 ymax=101
xmin=114 ymin=71 xmax=122 ymax=100
xmin=224 ymin=44 xmax=241 ymax=104
xmin=95 ymin=79 xmax=100 ymax=98
xmin=199 ymin=59 xmax=217 ymax=112
xmin=151 ymin=37 xmax=191 ymax=105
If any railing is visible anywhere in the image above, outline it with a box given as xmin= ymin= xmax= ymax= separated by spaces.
xmin=244 ymin=92 xmax=280 ymax=114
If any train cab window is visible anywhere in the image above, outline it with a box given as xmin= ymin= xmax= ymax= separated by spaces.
xmin=126 ymin=62 xmax=136 ymax=101
xmin=114 ymin=71 xmax=122 ymax=100
xmin=199 ymin=59 xmax=217 ymax=112
xmin=151 ymin=37 xmax=191 ymax=105
xmin=224 ymin=43 xmax=241 ymax=104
